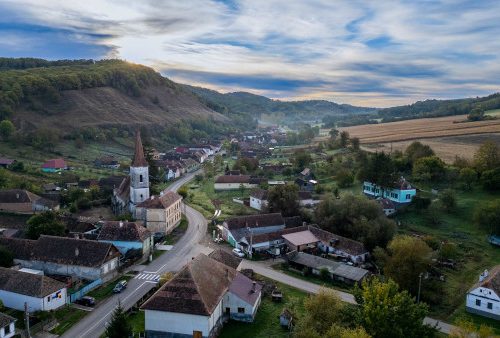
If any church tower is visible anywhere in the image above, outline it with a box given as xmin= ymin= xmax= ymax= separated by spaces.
xmin=129 ymin=130 xmax=150 ymax=216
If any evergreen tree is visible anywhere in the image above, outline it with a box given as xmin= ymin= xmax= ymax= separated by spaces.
xmin=105 ymin=302 xmax=132 ymax=338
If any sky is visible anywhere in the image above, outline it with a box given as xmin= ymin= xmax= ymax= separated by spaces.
xmin=0 ymin=0 xmax=499 ymax=107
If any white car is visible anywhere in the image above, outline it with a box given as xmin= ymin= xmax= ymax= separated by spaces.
xmin=232 ymin=248 xmax=245 ymax=258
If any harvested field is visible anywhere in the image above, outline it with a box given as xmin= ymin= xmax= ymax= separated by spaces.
xmin=341 ymin=115 xmax=500 ymax=163
xmin=341 ymin=115 xmax=500 ymax=144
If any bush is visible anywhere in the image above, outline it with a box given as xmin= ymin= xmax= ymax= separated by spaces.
xmin=439 ymin=189 xmax=456 ymax=212
xmin=412 ymin=196 xmax=431 ymax=210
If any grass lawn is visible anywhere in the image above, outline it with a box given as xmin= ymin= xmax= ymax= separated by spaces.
xmin=219 ymin=276 xmax=308 ymax=338
xmin=127 ymin=309 xmax=145 ymax=334
xmin=396 ymin=188 xmax=500 ymax=330
xmin=86 ymin=275 xmax=133 ymax=301
xmin=485 ymin=108 xmax=500 ymax=117
xmin=50 ymin=306 xmax=88 ymax=335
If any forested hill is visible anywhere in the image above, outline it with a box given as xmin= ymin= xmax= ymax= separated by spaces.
xmin=0 ymin=58 xmax=235 ymax=138
xmin=184 ymin=85 xmax=377 ymax=123
xmin=378 ymin=93 xmax=500 ymax=122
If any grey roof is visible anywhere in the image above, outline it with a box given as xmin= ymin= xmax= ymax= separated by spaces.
xmin=225 ymin=213 xmax=284 ymax=230
xmin=0 ymin=312 xmax=15 ymax=328
xmin=286 ymin=251 xmax=369 ymax=282
xmin=98 ymin=221 xmax=151 ymax=242
xmin=0 ymin=267 xmax=66 ymax=298
xmin=228 ymin=272 xmax=262 ymax=306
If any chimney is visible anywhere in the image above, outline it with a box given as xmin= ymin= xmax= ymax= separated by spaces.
xmin=119 ymin=221 xmax=123 ymax=228
xmin=75 ymin=248 xmax=79 ymax=257
xmin=252 ymin=281 xmax=256 ymax=290
xmin=160 ymin=191 xmax=164 ymax=196
xmin=151 ymin=195 xmax=155 ymax=200
xmin=16 ymin=193 xmax=20 ymax=199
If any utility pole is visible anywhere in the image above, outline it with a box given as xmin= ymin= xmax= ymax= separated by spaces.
xmin=25 ymin=302 xmax=31 ymax=338
xmin=417 ymin=272 xmax=423 ymax=303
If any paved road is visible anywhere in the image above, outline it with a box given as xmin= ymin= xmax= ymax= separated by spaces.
xmin=62 ymin=172 xmax=207 ymax=338
xmin=240 ymin=260 xmax=457 ymax=335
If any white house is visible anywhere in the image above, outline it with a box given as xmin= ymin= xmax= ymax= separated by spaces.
xmin=141 ymin=254 xmax=262 ymax=338
xmin=363 ymin=177 xmax=416 ymax=205
xmin=97 ymin=221 xmax=153 ymax=257
xmin=249 ymin=189 xmax=268 ymax=211
xmin=0 ymin=268 xmax=67 ymax=312
xmin=466 ymin=267 xmax=500 ymax=320
xmin=222 ymin=213 xmax=286 ymax=248
xmin=0 ymin=313 xmax=15 ymax=338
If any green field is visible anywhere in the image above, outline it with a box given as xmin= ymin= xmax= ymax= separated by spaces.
xmin=485 ymin=108 xmax=500 ymax=117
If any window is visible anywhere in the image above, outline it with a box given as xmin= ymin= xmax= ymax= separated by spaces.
xmin=406 ymin=194 xmax=411 ymax=200
xmin=140 ymin=174 xmax=143 ymax=183
xmin=487 ymin=302 xmax=493 ymax=310
xmin=5 ymin=323 xmax=11 ymax=334
xmin=476 ymin=299 xmax=481 ymax=306
xmin=238 ymin=307 xmax=245 ymax=313
xmin=47 ymin=296 xmax=51 ymax=302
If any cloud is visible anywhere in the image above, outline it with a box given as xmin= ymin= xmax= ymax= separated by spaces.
xmin=0 ymin=0 xmax=499 ymax=107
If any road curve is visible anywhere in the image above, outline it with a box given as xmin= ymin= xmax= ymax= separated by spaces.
xmin=62 ymin=171 xmax=207 ymax=338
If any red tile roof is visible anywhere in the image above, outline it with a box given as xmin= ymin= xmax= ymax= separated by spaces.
xmin=41 ymin=158 xmax=66 ymax=169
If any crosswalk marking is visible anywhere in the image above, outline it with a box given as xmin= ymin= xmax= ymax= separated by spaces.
xmin=135 ymin=273 xmax=160 ymax=282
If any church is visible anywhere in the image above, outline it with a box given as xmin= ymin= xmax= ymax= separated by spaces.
xmin=112 ymin=131 xmax=150 ymax=217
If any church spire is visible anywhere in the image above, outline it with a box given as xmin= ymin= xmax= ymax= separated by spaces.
xmin=132 ymin=130 xmax=148 ymax=167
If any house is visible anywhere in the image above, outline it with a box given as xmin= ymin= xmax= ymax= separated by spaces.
xmin=286 ymin=251 xmax=369 ymax=285
xmin=282 ymin=230 xmax=321 ymax=252
xmin=112 ymin=131 xmax=150 ymax=217
xmin=208 ymin=249 xmax=242 ymax=270
xmin=136 ymin=191 xmax=182 ymax=234
xmin=43 ymin=183 xmax=61 ymax=194
xmin=363 ymin=177 xmax=416 ymax=205
xmin=377 ymin=198 xmax=396 ymax=216
xmin=0 ymin=268 xmax=67 ymax=312
xmin=141 ymin=254 xmax=262 ymax=337
xmin=300 ymin=168 xmax=313 ymax=180
xmin=41 ymin=158 xmax=66 ymax=173
xmin=214 ymin=175 xmax=258 ymax=191
xmin=309 ymin=226 xmax=369 ymax=263
xmin=97 ymin=221 xmax=153 ymax=257
xmin=0 ymin=312 xmax=15 ymax=338
xmin=466 ymin=267 xmax=500 ymax=320
xmin=0 ymin=236 xmax=120 ymax=282
xmin=94 ymin=156 xmax=120 ymax=169
xmin=0 ymin=189 xmax=60 ymax=213
xmin=250 ymin=189 xmax=268 ymax=211
xmin=222 ymin=213 xmax=286 ymax=248
xmin=0 ymin=158 xmax=14 ymax=169
xmin=294 ymin=178 xmax=316 ymax=192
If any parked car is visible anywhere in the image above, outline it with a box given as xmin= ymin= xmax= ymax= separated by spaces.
xmin=75 ymin=296 xmax=96 ymax=307
xmin=232 ymin=248 xmax=245 ymax=258
xmin=113 ymin=280 xmax=128 ymax=293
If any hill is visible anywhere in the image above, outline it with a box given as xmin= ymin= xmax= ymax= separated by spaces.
xmin=0 ymin=59 xmax=229 ymax=136
xmin=378 ymin=93 xmax=500 ymax=122
xmin=184 ymin=85 xmax=378 ymax=125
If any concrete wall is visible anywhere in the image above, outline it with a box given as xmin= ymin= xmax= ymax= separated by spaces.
xmin=145 ymin=300 xmax=223 ymax=338
xmin=0 ymin=288 xmax=66 ymax=312
xmin=363 ymin=182 xmax=416 ymax=204
xmin=214 ymin=183 xmax=257 ymax=191
xmin=144 ymin=200 xmax=182 ymax=234
xmin=223 ymin=291 xmax=261 ymax=322
xmin=249 ymin=197 xmax=267 ymax=211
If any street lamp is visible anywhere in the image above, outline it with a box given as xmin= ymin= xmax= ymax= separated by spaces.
xmin=417 ymin=272 xmax=423 ymax=303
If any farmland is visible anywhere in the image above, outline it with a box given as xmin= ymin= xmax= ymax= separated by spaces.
xmin=341 ymin=115 xmax=500 ymax=162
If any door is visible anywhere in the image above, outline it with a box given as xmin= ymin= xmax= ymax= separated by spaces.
xmin=225 ymin=307 xmax=230 ymax=315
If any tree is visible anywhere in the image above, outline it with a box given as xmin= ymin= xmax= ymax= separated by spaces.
xmin=467 ymin=107 xmax=485 ymax=121
xmin=473 ymin=200 xmax=500 ymax=235
xmin=315 ymin=194 xmax=396 ymax=250
xmin=377 ymin=235 xmax=432 ymax=294
xmin=350 ymin=137 xmax=360 ymax=151
xmin=405 ymin=141 xmax=435 ymax=165
xmin=358 ymin=152 xmax=395 ymax=193
xmin=439 ymin=242 xmax=458 ymax=261
xmin=26 ymin=211 xmax=66 ymax=240
xmin=0 ymin=119 xmax=15 ymax=140
xmin=354 ymin=278 xmax=436 ymax=338
xmin=340 ymin=131 xmax=350 ymax=148
xmin=293 ymin=288 xmax=345 ymax=337
xmin=458 ymin=167 xmax=477 ymax=191
xmin=439 ymin=189 xmax=456 ymax=212
xmin=267 ymin=184 xmax=300 ymax=217
xmin=177 ymin=186 xmax=188 ymax=199
xmin=159 ymin=272 xmax=175 ymax=286
xmin=473 ymin=141 xmax=499 ymax=173
xmin=0 ymin=246 xmax=13 ymax=267
xmin=413 ymin=156 xmax=446 ymax=182
xmin=292 ymin=150 xmax=312 ymax=172
xmin=105 ymin=302 xmax=132 ymax=338
xmin=326 ymin=326 xmax=372 ymax=338
xmin=480 ymin=168 xmax=500 ymax=191
xmin=450 ymin=318 xmax=494 ymax=338
xmin=336 ymin=169 xmax=354 ymax=188
xmin=329 ymin=128 xmax=339 ymax=140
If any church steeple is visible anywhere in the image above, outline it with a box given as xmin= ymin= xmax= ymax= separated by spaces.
xmin=132 ymin=130 xmax=148 ymax=167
